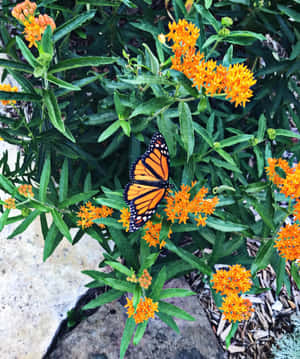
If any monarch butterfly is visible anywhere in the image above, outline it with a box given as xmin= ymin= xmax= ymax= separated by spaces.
xmin=124 ymin=132 xmax=171 ymax=232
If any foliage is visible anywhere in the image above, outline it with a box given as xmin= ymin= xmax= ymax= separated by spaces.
xmin=0 ymin=0 xmax=299 ymax=357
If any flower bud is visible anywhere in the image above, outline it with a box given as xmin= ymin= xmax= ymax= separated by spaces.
xmin=267 ymin=128 xmax=276 ymax=140
xmin=158 ymin=34 xmax=166 ymax=44
xmin=221 ymin=17 xmax=233 ymax=27
xmin=218 ymin=28 xmax=231 ymax=37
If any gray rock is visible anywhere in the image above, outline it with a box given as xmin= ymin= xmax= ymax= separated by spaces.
xmin=46 ymin=279 xmax=224 ymax=359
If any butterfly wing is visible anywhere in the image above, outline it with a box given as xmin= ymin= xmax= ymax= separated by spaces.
xmin=124 ymin=132 xmax=170 ymax=232
xmin=124 ymin=182 xmax=166 ymax=232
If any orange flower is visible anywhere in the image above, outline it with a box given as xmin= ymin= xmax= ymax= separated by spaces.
xmin=11 ymin=0 xmax=37 ymax=23
xmin=125 ymin=296 xmax=158 ymax=324
xmin=280 ymin=162 xmax=300 ymax=199
xmin=118 ymin=207 xmax=130 ymax=232
xmin=77 ymin=201 xmax=113 ymax=229
xmin=293 ymin=199 xmax=300 ymax=222
xmin=0 ymin=83 xmax=18 ymax=105
xmin=220 ymin=293 xmax=254 ymax=322
xmin=139 ymin=269 xmax=152 ymax=289
xmin=126 ymin=272 xmax=138 ymax=283
xmin=211 ymin=264 xmax=252 ymax=296
xmin=164 ymin=182 xmax=218 ymax=226
xmin=265 ymin=158 xmax=292 ymax=187
xmin=143 ymin=220 xmax=172 ymax=248
xmin=165 ymin=20 xmax=256 ymax=107
xmin=4 ymin=198 xmax=16 ymax=209
xmin=223 ymin=63 xmax=257 ymax=108
xmin=18 ymin=184 xmax=34 ymax=198
xmin=23 ymin=14 xmax=56 ymax=48
xmin=275 ymin=224 xmax=300 ymax=261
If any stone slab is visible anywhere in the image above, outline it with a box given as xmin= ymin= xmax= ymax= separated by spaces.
xmin=47 ymin=279 xmax=224 ymax=359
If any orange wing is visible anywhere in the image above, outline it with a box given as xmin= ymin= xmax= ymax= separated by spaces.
xmin=124 ymin=183 xmax=166 ymax=231
xmin=124 ymin=132 xmax=170 ymax=232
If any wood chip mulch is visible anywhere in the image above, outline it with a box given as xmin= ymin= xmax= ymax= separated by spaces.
xmin=187 ymin=238 xmax=300 ymax=359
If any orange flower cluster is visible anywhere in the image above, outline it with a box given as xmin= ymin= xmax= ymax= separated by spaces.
xmin=126 ymin=272 xmax=138 ymax=283
xmin=0 ymin=83 xmax=18 ymax=105
xmin=143 ymin=220 xmax=172 ymax=248
xmin=23 ymin=14 xmax=56 ymax=48
xmin=11 ymin=0 xmax=36 ymax=22
xmin=275 ymin=224 xmax=300 ymax=261
xmin=220 ymin=294 xmax=254 ymax=322
xmin=139 ymin=269 xmax=152 ymax=289
xmin=18 ymin=184 xmax=34 ymax=198
xmin=211 ymin=265 xmax=254 ymax=322
xmin=118 ymin=207 xmax=130 ymax=232
xmin=164 ymin=182 xmax=218 ymax=227
xmin=165 ymin=19 xmax=256 ymax=107
xmin=4 ymin=198 xmax=16 ymax=209
xmin=211 ymin=264 xmax=252 ymax=296
xmin=266 ymin=158 xmax=300 ymax=261
xmin=77 ymin=201 xmax=113 ymax=229
xmin=12 ymin=1 xmax=56 ymax=48
xmin=125 ymin=296 xmax=158 ymax=324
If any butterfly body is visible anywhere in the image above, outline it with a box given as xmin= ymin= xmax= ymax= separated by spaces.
xmin=124 ymin=132 xmax=170 ymax=232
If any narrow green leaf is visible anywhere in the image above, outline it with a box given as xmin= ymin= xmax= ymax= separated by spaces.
xmin=193 ymin=122 xmax=213 ymax=147
xmin=219 ymin=135 xmax=252 ymax=148
xmin=278 ymin=4 xmax=300 ymax=22
xmin=0 ymin=91 xmax=41 ymax=102
xmin=158 ymin=301 xmax=195 ymax=321
xmin=151 ymin=267 xmax=167 ymax=300
xmin=0 ymin=208 xmax=9 ymax=231
xmin=133 ymin=321 xmax=147 ymax=346
xmin=43 ymin=222 xmax=62 ymax=261
xmin=47 ymin=74 xmax=81 ymax=91
xmin=39 ymin=150 xmax=51 ymax=203
xmin=140 ymin=252 xmax=159 ymax=272
xmin=157 ymin=288 xmax=196 ymax=300
xmin=49 ymin=56 xmax=117 ymax=73
xmin=291 ymin=262 xmax=300 ymax=290
xmin=53 ymin=11 xmax=96 ymax=42
xmin=109 ymin=228 xmax=137 ymax=267
xmin=58 ymin=190 xmax=98 ymax=208
xmin=51 ymin=209 xmax=72 ymax=243
xmin=206 ymin=217 xmax=247 ymax=232
xmin=83 ymin=289 xmax=123 ymax=310
xmin=143 ymin=43 xmax=159 ymax=74
xmin=0 ymin=174 xmax=15 ymax=194
xmin=16 ymin=36 xmax=40 ymax=68
xmin=41 ymin=25 xmax=53 ymax=55
xmin=276 ymin=129 xmax=300 ymax=140
xmin=257 ymin=114 xmax=266 ymax=141
xmin=130 ymin=97 xmax=174 ymax=118
xmin=157 ymin=312 xmax=180 ymax=333
xmin=120 ymin=317 xmax=136 ymax=359
xmin=106 ymin=261 xmax=132 ymax=277
xmin=179 ymin=102 xmax=194 ymax=161
xmin=8 ymin=209 xmax=40 ymax=239
xmin=253 ymin=146 xmax=264 ymax=178
xmin=0 ymin=59 xmax=33 ymax=73
xmin=59 ymin=158 xmax=68 ymax=202
xmin=98 ymin=121 xmax=120 ymax=143
xmin=225 ymin=322 xmax=239 ymax=349
xmin=102 ymin=278 xmax=135 ymax=292
xmin=251 ymin=239 xmax=275 ymax=275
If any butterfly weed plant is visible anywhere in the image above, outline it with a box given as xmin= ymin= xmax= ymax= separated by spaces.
xmin=0 ymin=1 xmax=299 ymax=357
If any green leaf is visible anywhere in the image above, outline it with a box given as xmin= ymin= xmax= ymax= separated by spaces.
xmin=0 ymin=91 xmax=41 ymax=102
xmin=253 ymin=146 xmax=264 ymax=178
xmin=83 ymin=289 xmax=123 ymax=310
xmin=106 ymin=261 xmax=132 ymax=277
xmin=143 ymin=43 xmax=159 ymax=74
xmin=219 ymin=135 xmax=252 ymax=148
xmin=251 ymin=239 xmax=275 ymax=275
xmin=0 ymin=208 xmax=9 ymax=231
xmin=101 ymin=278 xmax=135 ymax=293
xmin=8 ymin=209 xmax=41 ymax=239
xmin=0 ymin=59 xmax=33 ymax=73
xmin=151 ymin=267 xmax=167 ymax=300
xmin=39 ymin=150 xmax=51 ymax=203
xmin=43 ymin=222 xmax=62 ymax=261
xmin=179 ymin=102 xmax=194 ymax=161
xmin=206 ymin=217 xmax=247 ymax=232
xmin=47 ymin=74 xmax=81 ymax=91
xmin=121 ymin=75 xmax=174 ymax=85
xmin=59 ymin=158 xmax=68 ymax=202
xmin=16 ymin=36 xmax=40 ymax=69
xmin=215 ymin=148 xmax=237 ymax=166
xmin=120 ymin=317 xmax=136 ymax=359
xmin=225 ymin=322 xmax=239 ymax=349
xmin=44 ymin=89 xmax=75 ymax=142
xmin=158 ymin=301 xmax=195 ymax=321
xmin=110 ymin=229 xmax=137 ymax=267
xmin=165 ymin=239 xmax=211 ymax=275
xmin=157 ymin=288 xmax=196 ymax=300
xmin=51 ymin=209 xmax=72 ymax=243
xmin=193 ymin=122 xmax=214 ymax=147
xmin=257 ymin=114 xmax=267 ymax=141
xmin=205 ymin=0 xmax=212 ymax=9
xmin=130 ymin=97 xmax=174 ymax=118
xmin=275 ymin=129 xmax=300 ymax=140
xmin=278 ymin=4 xmax=300 ymax=22
xmin=58 ymin=190 xmax=98 ymax=208
xmin=98 ymin=121 xmax=120 ymax=143
xmin=49 ymin=56 xmax=117 ymax=73
xmin=133 ymin=321 xmax=147 ymax=345
xmin=120 ymin=120 xmax=131 ymax=137
xmin=53 ymin=11 xmax=96 ymax=42
xmin=140 ymin=252 xmax=159 ymax=272
xmin=226 ymin=30 xmax=265 ymax=42
xmin=291 ymin=262 xmax=300 ymax=290
xmin=250 ymin=200 xmax=275 ymax=230
xmin=0 ymin=174 xmax=15 ymax=194
xmin=41 ymin=25 xmax=53 ymax=56
xmin=157 ymin=312 xmax=179 ymax=333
